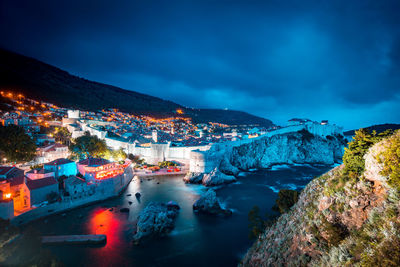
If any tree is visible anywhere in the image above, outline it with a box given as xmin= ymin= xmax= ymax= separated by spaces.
xmin=53 ymin=127 xmax=71 ymax=145
xmin=69 ymin=135 xmax=108 ymax=160
xmin=343 ymin=129 xmax=393 ymax=176
xmin=0 ymin=125 xmax=37 ymax=162
xmin=378 ymin=130 xmax=400 ymax=191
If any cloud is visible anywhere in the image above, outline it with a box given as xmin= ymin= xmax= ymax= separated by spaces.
xmin=1 ymin=0 xmax=400 ymax=129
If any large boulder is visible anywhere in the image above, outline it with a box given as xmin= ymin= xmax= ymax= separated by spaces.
xmin=183 ymin=172 xmax=204 ymax=184
xmin=132 ymin=201 xmax=180 ymax=244
xmin=202 ymin=168 xmax=237 ymax=186
xmin=193 ymin=189 xmax=232 ymax=216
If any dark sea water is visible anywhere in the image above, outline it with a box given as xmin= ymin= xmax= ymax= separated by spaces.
xmin=27 ymin=165 xmax=332 ymax=267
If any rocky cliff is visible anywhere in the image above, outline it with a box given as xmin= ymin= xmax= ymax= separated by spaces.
xmin=241 ymin=130 xmax=400 ymax=266
xmin=187 ymin=130 xmax=345 ymax=186
xmin=228 ymin=130 xmax=344 ymax=171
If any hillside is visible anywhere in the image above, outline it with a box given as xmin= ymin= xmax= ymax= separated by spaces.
xmin=0 ymin=48 xmax=273 ymax=127
xmin=241 ymin=129 xmax=400 ymax=266
xmin=344 ymin=123 xmax=400 ymax=136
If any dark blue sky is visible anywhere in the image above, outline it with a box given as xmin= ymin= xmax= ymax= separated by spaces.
xmin=1 ymin=0 xmax=400 ymax=129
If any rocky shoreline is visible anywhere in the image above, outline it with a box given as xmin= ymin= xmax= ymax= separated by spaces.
xmin=185 ymin=130 xmax=345 ymax=187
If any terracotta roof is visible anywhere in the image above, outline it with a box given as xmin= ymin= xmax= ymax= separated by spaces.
xmin=44 ymin=143 xmax=67 ymax=152
xmin=0 ymin=166 xmax=24 ymax=178
xmin=65 ymin=176 xmax=86 ymax=186
xmin=26 ymin=168 xmax=54 ymax=175
xmin=8 ymin=175 xmax=25 ymax=187
xmin=0 ymin=166 xmax=14 ymax=175
xmin=44 ymin=158 xmax=73 ymax=166
xmin=26 ymin=177 xmax=58 ymax=190
xmin=78 ymin=158 xmax=109 ymax=167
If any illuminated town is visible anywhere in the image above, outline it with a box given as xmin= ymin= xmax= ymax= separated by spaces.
xmin=0 ymin=90 xmax=276 ymax=222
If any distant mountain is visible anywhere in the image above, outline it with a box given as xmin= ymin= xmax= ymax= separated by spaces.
xmin=0 ymin=48 xmax=273 ymax=127
xmin=344 ymin=123 xmax=400 ymax=136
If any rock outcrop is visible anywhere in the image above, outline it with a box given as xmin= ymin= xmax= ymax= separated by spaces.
xmin=183 ymin=172 xmax=204 ymax=184
xmin=202 ymin=168 xmax=237 ymax=186
xmin=241 ymin=131 xmax=400 ymax=266
xmin=193 ymin=189 xmax=232 ymax=216
xmin=186 ymin=130 xmax=345 ymax=187
xmin=132 ymin=201 xmax=180 ymax=244
xmin=184 ymin=168 xmax=236 ymax=186
xmin=230 ymin=131 xmax=344 ymax=170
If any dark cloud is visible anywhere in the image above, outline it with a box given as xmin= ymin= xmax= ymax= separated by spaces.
xmin=1 ymin=0 xmax=400 ymax=129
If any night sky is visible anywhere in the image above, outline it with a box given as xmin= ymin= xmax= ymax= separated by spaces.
xmin=1 ymin=0 xmax=400 ymax=129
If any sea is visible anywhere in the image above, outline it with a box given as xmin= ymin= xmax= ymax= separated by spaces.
xmin=26 ymin=164 xmax=332 ymax=267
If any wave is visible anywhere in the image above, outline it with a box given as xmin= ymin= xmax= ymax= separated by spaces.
xmin=169 ymin=227 xmax=195 ymax=236
xmin=229 ymin=181 xmax=242 ymax=186
xmin=270 ymin=164 xmax=291 ymax=171
xmin=267 ymin=182 xmax=306 ymax=192
xmin=294 ymin=175 xmax=314 ymax=181
xmin=181 ymin=184 xmax=207 ymax=195
xmin=267 ymin=186 xmax=280 ymax=193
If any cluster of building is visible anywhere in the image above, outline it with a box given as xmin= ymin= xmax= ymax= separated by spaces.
xmin=0 ymin=158 xmax=132 ymax=220
xmin=0 ymin=91 xmax=345 ymax=222
xmin=0 ymin=91 xmax=272 ymax=162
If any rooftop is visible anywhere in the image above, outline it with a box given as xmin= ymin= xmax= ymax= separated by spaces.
xmin=0 ymin=166 xmax=24 ymax=178
xmin=8 ymin=175 xmax=25 ymax=187
xmin=26 ymin=168 xmax=54 ymax=175
xmin=26 ymin=176 xmax=57 ymax=190
xmin=78 ymin=158 xmax=110 ymax=167
xmin=64 ymin=176 xmax=86 ymax=186
xmin=44 ymin=158 xmax=74 ymax=166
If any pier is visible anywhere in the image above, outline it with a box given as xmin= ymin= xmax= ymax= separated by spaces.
xmin=41 ymin=234 xmax=107 ymax=245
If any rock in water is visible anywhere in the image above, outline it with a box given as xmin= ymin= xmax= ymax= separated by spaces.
xmin=167 ymin=201 xmax=180 ymax=210
xmin=193 ymin=189 xmax=232 ymax=216
xmin=183 ymin=172 xmax=204 ymax=184
xmin=133 ymin=202 xmax=180 ymax=244
xmin=135 ymin=192 xmax=141 ymax=198
xmin=202 ymin=168 xmax=237 ymax=186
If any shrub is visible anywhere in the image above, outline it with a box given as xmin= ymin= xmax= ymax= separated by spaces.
xmin=320 ymin=217 xmax=349 ymax=247
xmin=343 ymin=129 xmax=392 ymax=177
xmin=248 ymin=206 xmax=264 ymax=239
xmin=273 ymin=189 xmax=299 ymax=214
xmin=377 ymin=131 xmax=400 ymax=191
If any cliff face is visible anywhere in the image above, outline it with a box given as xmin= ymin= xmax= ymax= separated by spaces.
xmin=241 ymin=131 xmax=400 ymax=266
xmin=228 ymin=131 xmax=344 ymax=171
xmin=186 ymin=130 xmax=346 ymax=187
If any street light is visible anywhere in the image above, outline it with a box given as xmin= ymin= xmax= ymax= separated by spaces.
xmin=3 ymin=158 xmax=6 ymax=165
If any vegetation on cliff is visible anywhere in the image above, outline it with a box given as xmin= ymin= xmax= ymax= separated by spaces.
xmin=241 ymin=129 xmax=400 ymax=267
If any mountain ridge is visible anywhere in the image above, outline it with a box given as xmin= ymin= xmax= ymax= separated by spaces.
xmin=344 ymin=123 xmax=400 ymax=136
xmin=0 ymin=48 xmax=273 ymax=127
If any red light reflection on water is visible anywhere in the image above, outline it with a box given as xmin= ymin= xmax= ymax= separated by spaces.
xmin=86 ymin=207 xmax=129 ymax=265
